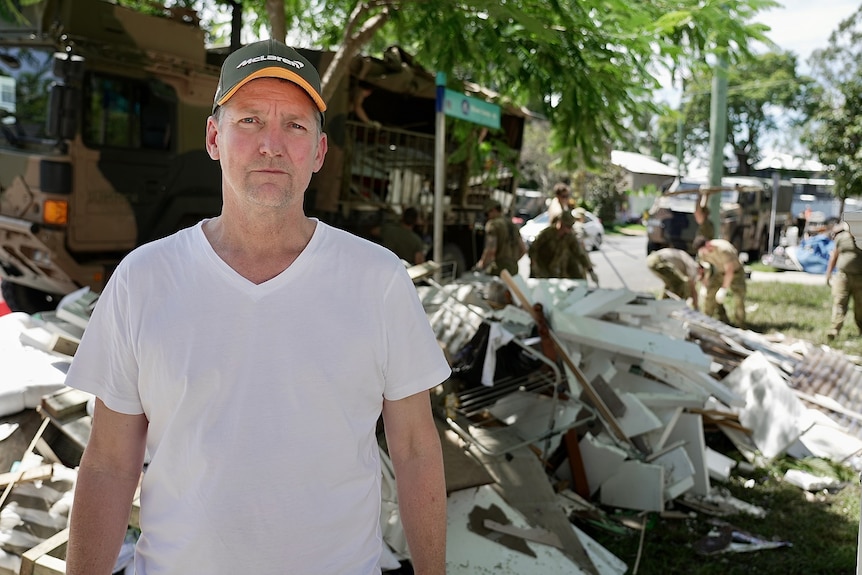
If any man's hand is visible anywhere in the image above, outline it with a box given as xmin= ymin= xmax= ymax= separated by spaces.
xmin=715 ymin=287 xmax=727 ymax=304
xmin=826 ymin=275 xmax=832 ymax=286
xmin=589 ymin=269 xmax=599 ymax=286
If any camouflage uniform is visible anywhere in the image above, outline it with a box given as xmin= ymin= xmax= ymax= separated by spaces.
xmin=646 ymin=248 xmax=699 ymax=300
xmin=482 ymin=215 xmax=521 ymax=276
xmin=529 ymin=224 xmax=593 ymax=279
xmin=827 ymin=228 xmax=862 ymax=339
xmin=697 ymin=238 xmax=746 ymax=327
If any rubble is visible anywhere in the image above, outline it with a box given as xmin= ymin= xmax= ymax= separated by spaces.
xmin=1 ymin=273 xmax=862 ymax=573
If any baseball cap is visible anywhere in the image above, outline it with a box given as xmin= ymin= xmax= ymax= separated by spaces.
xmin=213 ymin=39 xmax=327 ymax=119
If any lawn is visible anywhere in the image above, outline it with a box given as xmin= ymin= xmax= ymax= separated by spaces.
xmin=584 ymin=278 xmax=862 ymax=575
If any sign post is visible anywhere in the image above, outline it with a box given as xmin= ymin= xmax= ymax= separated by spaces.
xmin=433 ymin=73 xmax=501 ymax=272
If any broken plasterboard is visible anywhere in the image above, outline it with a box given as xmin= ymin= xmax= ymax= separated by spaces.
xmin=577 ymin=432 xmax=629 ymax=496
xmin=600 ymin=460 xmax=665 ymax=512
xmin=447 ymin=485 xmax=627 ymax=575
xmin=720 ymin=352 xmax=807 ymax=461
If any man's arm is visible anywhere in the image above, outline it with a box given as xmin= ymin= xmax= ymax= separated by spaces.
xmin=476 ymin=234 xmax=497 ymax=270
xmin=382 ymin=391 xmax=446 ymax=575
xmin=66 ymin=399 xmax=148 ymax=575
xmin=826 ymin=245 xmax=840 ymax=284
xmin=722 ymin=261 xmax=735 ymax=289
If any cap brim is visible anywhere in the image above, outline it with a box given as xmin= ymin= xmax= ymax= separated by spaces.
xmin=216 ymin=66 xmax=327 ymax=113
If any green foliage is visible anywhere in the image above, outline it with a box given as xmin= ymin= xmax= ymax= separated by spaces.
xmin=806 ymin=6 xmax=862 ymax=200
xmin=0 ymin=0 xmax=42 ymax=25
xmin=208 ymin=0 xmax=775 ymax=170
xmin=659 ymin=50 xmax=818 ymax=172
xmin=580 ymin=163 xmax=628 ymax=225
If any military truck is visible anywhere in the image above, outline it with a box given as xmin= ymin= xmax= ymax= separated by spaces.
xmin=645 ymin=175 xmax=793 ymax=259
xmin=0 ymin=0 xmax=526 ymax=312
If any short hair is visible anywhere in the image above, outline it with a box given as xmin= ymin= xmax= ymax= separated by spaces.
xmin=553 ymin=182 xmax=571 ymax=197
xmin=692 ymin=235 xmax=708 ymax=252
xmin=403 ymin=207 xmax=419 ymax=226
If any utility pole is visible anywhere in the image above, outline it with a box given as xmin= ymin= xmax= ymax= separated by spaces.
xmin=707 ymin=54 xmax=728 ymax=237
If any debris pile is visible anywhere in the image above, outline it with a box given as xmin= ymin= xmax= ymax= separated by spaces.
xmin=2 ymin=276 xmax=862 ymax=573
xmin=420 ymin=271 xmax=862 ymax=573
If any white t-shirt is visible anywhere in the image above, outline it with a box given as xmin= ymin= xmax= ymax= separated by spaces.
xmin=66 ymin=219 xmax=451 ymax=575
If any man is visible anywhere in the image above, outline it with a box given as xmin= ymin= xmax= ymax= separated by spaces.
xmin=381 ymin=206 xmax=427 ymax=265
xmin=646 ymin=247 xmax=699 ymax=308
xmin=65 ymin=39 xmax=450 ymax=575
xmin=547 ymin=182 xmax=572 ymax=224
xmin=825 ymin=221 xmax=862 ymax=341
xmin=529 ymin=211 xmax=598 ymax=283
xmin=693 ymin=194 xmax=715 ymax=247
xmin=476 ymin=199 xmax=526 ymax=276
xmin=693 ymin=235 xmax=746 ymax=327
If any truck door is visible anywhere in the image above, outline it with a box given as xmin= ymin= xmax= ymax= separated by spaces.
xmin=69 ymin=72 xmax=175 ymax=252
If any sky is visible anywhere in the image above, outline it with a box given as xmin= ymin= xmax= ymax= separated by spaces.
xmin=655 ymin=0 xmax=860 ymax=166
xmin=757 ymin=0 xmax=859 ymax=71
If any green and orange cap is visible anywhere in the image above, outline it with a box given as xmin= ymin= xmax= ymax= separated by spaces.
xmin=213 ymin=39 xmax=327 ymax=122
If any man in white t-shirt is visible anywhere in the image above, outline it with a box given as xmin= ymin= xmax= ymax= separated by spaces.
xmin=64 ymin=39 xmax=450 ymax=575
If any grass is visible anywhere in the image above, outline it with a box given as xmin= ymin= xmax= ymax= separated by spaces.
xmin=583 ymin=279 xmax=862 ymax=574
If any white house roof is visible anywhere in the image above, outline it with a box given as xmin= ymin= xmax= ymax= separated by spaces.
xmin=753 ymin=153 xmax=827 ymax=173
xmin=611 ymin=150 xmax=678 ymax=177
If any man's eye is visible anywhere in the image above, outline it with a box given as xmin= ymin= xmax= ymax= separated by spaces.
xmin=240 ymin=117 xmax=256 ymax=124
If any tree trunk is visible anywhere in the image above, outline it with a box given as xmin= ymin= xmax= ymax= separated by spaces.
xmin=265 ymin=0 xmax=287 ymax=42
xmin=319 ymin=3 xmax=390 ymax=102
xmin=230 ymin=0 xmax=242 ymax=51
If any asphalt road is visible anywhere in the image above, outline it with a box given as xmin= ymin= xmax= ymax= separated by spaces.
xmin=518 ymin=231 xmax=827 ymax=293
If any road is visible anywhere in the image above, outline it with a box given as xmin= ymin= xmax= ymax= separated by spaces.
xmin=518 ymin=232 xmax=664 ymax=294
xmin=518 ymin=231 xmax=827 ymax=292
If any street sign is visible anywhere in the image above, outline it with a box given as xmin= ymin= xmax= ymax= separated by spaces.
xmin=441 ymin=88 xmax=500 ymax=130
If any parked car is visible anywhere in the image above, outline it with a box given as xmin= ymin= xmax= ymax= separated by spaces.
xmin=511 ymin=188 xmax=548 ymax=226
xmin=519 ymin=209 xmax=604 ymax=251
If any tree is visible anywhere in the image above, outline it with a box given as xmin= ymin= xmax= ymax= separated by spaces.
xmin=658 ymin=50 xmax=817 ymax=175
xmin=806 ymin=6 xmax=862 ymax=209
xmin=219 ymin=0 xmax=774 ymax=168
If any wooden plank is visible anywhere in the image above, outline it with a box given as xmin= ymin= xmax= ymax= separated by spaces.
xmin=562 ymin=429 xmax=591 ymax=499
xmin=0 ymin=464 xmax=54 ymax=488
xmin=41 ymin=387 xmax=92 ymax=421
xmin=20 ymin=527 xmax=69 ymax=575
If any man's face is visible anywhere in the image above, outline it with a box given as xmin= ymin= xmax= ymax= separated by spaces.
xmin=206 ymin=78 xmax=327 ymax=211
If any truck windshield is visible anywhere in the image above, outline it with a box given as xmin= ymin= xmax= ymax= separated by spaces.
xmin=0 ymin=46 xmax=56 ymax=144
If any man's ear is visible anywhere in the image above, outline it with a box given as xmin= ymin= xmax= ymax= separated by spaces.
xmin=205 ymin=116 xmax=220 ymax=160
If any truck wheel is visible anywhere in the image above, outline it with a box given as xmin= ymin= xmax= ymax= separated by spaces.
xmin=1 ymin=281 xmax=61 ymax=314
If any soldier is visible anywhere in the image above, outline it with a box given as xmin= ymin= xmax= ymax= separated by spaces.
xmin=547 ymin=182 xmax=572 ymax=225
xmin=529 ymin=210 xmax=598 ymax=283
xmin=693 ymin=235 xmax=746 ymax=327
xmin=825 ymin=222 xmax=862 ymax=341
xmin=646 ymin=247 xmax=699 ymax=308
xmin=694 ymin=194 xmax=715 ymax=249
xmin=476 ymin=199 xmax=526 ymax=276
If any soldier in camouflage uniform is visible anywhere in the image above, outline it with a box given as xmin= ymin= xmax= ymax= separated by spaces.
xmin=693 ymin=235 xmax=746 ymax=327
xmin=476 ymin=199 xmax=526 ymax=276
xmin=646 ymin=247 xmax=699 ymax=308
xmin=825 ymin=222 xmax=862 ymax=341
xmin=529 ymin=211 xmax=598 ymax=283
